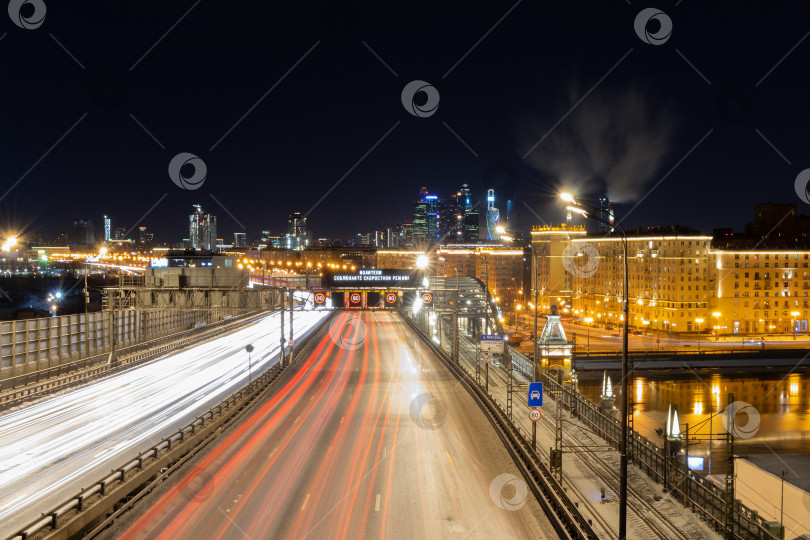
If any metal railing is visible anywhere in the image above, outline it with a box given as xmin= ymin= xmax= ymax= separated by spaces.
xmin=0 ymin=310 xmax=267 ymax=408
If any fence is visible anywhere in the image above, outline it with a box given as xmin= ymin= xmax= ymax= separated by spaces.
xmin=0 ymin=308 xmax=234 ymax=380
xmin=524 ymin=348 xmax=778 ymax=539
xmin=428 ymin=311 xmax=778 ymax=540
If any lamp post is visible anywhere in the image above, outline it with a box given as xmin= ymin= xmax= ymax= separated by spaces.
xmin=791 ymin=311 xmax=799 ymax=340
xmin=695 ymin=318 xmax=704 ymax=351
xmin=560 ymin=192 xmax=630 ymax=540
xmin=584 ymin=317 xmax=593 ymax=356
xmin=712 ymin=311 xmax=721 ymax=341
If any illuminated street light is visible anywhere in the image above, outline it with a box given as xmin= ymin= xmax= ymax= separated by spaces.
xmin=791 ymin=311 xmax=800 ymax=340
xmin=559 ymin=192 xmax=630 ymax=539
xmin=1 ymin=236 xmax=18 ymax=251
xmin=415 ymin=254 xmax=429 ymax=269
xmin=566 ymin=205 xmax=588 ymax=217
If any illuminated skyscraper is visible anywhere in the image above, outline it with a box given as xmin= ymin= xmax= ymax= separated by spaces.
xmin=287 ymin=212 xmax=308 ymax=250
xmin=189 ymin=205 xmax=217 ymax=250
xmin=103 ymin=215 xmax=111 ymax=241
xmin=485 ymin=188 xmax=500 ymax=240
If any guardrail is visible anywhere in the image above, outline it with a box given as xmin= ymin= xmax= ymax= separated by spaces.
xmin=401 ymin=311 xmax=599 ymax=540
xmin=575 ymin=347 xmax=810 ymax=358
xmin=7 ymin=311 xmax=334 ymax=540
xmin=0 ymin=310 xmax=268 ymax=409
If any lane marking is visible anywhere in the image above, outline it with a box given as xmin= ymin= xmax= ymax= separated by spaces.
xmin=375 ymin=493 xmax=380 ymax=512
xmin=340 ymin=415 xmax=344 ymax=425
xmin=300 ymin=493 xmax=311 ymax=511
xmin=445 ymin=451 xmax=455 ymax=470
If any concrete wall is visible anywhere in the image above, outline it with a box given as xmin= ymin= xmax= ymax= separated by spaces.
xmin=0 ymin=309 xmax=214 ymax=380
xmin=736 ymin=457 xmax=810 ymax=539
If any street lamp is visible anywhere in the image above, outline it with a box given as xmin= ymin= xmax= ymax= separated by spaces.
xmin=1 ymin=236 xmax=17 ymax=251
xmin=559 ymin=191 xmax=630 ymax=540
xmin=712 ymin=311 xmax=721 ymax=341
xmin=791 ymin=311 xmax=800 ymax=340
xmin=584 ymin=317 xmax=593 ymax=356
xmin=695 ymin=318 xmax=704 ymax=351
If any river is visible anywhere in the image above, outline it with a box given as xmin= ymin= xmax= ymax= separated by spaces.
xmin=575 ymin=368 xmax=810 ymax=475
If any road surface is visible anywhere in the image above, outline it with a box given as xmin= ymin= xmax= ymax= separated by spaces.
xmin=0 ymin=309 xmax=328 ymax=538
xmin=116 ymin=311 xmax=555 ymax=539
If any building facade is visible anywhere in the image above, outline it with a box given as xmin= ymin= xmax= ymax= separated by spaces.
xmin=529 ymin=223 xmax=810 ymax=335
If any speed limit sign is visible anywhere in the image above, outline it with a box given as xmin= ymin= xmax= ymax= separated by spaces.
xmin=530 ymin=409 xmax=541 ymax=422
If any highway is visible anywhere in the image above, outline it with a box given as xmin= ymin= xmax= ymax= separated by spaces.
xmin=116 ymin=311 xmax=555 ymax=539
xmin=0 ymin=308 xmax=328 ymax=538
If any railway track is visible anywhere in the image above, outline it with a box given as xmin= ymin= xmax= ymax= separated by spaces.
xmin=455 ymin=331 xmax=696 ymax=540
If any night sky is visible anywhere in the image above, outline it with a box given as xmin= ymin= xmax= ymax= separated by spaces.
xmin=2 ymin=1 xmax=810 ymax=244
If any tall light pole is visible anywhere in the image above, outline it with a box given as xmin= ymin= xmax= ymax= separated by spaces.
xmin=584 ymin=317 xmax=593 ymax=356
xmin=695 ymin=318 xmax=704 ymax=351
xmin=561 ymin=192 xmax=629 ymax=540
xmin=791 ymin=311 xmax=799 ymax=340
xmin=712 ymin=311 xmax=721 ymax=341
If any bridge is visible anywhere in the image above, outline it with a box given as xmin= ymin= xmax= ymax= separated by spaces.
xmin=0 ymin=270 xmax=790 ymax=540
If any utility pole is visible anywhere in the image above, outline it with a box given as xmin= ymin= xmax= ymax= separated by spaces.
xmin=84 ymin=266 xmax=90 ymax=355
xmin=280 ymin=288 xmax=286 ymax=367
xmin=780 ymin=470 xmax=787 ymax=539
xmin=452 ymin=289 xmax=459 ymax=364
xmin=289 ymin=289 xmax=294 ymax=364
xmin=533 ymin=250 xmax=539 ymax=383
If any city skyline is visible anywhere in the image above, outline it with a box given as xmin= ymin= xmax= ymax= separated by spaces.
xmin=2 ymin=3 xmax=810 ymax=245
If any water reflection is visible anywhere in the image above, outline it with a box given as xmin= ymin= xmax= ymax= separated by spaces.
xmin=577 ymin=370 xmax=810 ymax=475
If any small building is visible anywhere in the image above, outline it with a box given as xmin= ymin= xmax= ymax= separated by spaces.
xmin=735 ymin=454 xmax=810 ymax=539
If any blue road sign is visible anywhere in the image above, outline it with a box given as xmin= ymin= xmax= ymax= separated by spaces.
xmin=480 ymin=335 xmax=503 ymax=341
xmin=528 ymin=382 xmax=543 ymax=407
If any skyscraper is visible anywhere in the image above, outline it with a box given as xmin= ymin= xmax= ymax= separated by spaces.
xmin=189 ymin=205 xmax=217 ymax=250
xmin=598 ymin=195 xmax=615 ymax=232
xmin=103 ymin=215 xmax=111 ymax=242
xmin=458 ymin=184 xmax=480 ymax=242
xmin=287 ymin=212 xmax=308 ymax=250
xmin=71 ymin=219 xmax=95 ymax=248
xmin=485 ymin=188 xmax=500 ymax=241
xmin=412 ymin=187 xmax=429 ymax=245
xmin=234 ymin=232 xmax=247 ymax=248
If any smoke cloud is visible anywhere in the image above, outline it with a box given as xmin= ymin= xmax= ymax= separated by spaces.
xmin=520 ymin=83 xmax=678 ymax=203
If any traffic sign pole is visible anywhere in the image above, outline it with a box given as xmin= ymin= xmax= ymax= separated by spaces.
xmin=486 ymin=361 xmax=489 ymax=393
xmin=532 ymin=420 xmax=536 ymax=451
